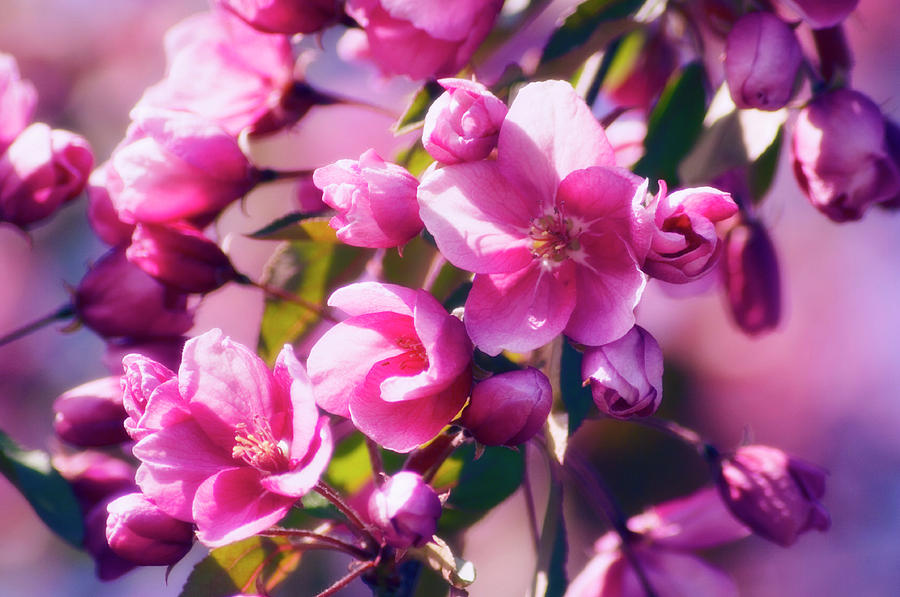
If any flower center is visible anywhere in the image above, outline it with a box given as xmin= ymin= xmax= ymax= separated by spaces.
xmin=396 ymin=336 xmax=429 ymax=371
xmin=232 ymin=421 xmax=290 ymax=473
xmin=529 ymin=209 xmax=580 ymax=265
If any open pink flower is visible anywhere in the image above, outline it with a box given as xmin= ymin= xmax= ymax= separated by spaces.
xmin=130 ymin=329 xmax=332 ymax=547
xmin=419 ymin=81 xmax=652 ymax=355
xmin=307 ymin=282 xmax=471 ymax=452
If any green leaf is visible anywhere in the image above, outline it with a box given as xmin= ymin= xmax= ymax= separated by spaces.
xmin=179 ymin=535 xmax=301 ymax=597
xmin=541 ymin=0 xmax=645 ymax=63
xmin=325 ymin=432 xmax=374 ymax=495
xmin=396 ymin=141 xmax=436 ymax=178
xmin=394 ymin=81 xmax=444 ymax=135
xmin=634 ymin=61 xmax=708 ymax=186
xmin=409 ymin=536 xmax=476 ymax=590
xmin=435 ymin=444 xmax=525 ymax=532
xmin=257 ymin=236 xmax=373 ymax=364
xmin=532 ymin=477 xmax=568 ymax=597
xmin=249 ymin=216 xmax=340 ymax=242
xmin=382 ymin=236 xmax=438 ymax=290
xmin=0 ymin=430 xmax=83 ymax=546
xmin=560 ymin=341 xmax=595 ymax=436
xmin=748 ymin=126 xmax=783 ymax=202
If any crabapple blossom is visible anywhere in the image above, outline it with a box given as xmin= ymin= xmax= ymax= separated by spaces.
xmin=459 ymin=368 xmax=552 ymax=447
xmin=307 ymin=282 xmax=471 ymax=452
xmin=345 ymin=0 xmax=504 ymax=80
xmin=214 ymin=0 xmax=338 ymax=34
xmin=313 ymin=149 xmax=423 ymax=249
xmin=120 ymin=352 xmax=182 ymax=442
xmin=715 ymin=445 xmax=830 ymax=546
xmin=422 ymin=78 xmax=507 ymax=164
xmin=419 ymin=80 xmax=652 ymax=355
xmin=368 ymin=471 xmax=442 ymax=549
xmin=87 ymin=164 xmax=134 ymax=246
xmin=643 ymin=182 xmax=737 ymax=284
xmin=53 ymin=377 xmax=128 ymax=448
xmin=0 ymin=52 xmax=37 ymax=153
xmin=582 ymin=325 xmax=663 ymax=420
xmin=105 ymin=493 xmax=194 ymax=566
xmin=130 ymin=330 xmax=333 ymax=547
xmin=722 ymin=219 xmax=781 ymax=335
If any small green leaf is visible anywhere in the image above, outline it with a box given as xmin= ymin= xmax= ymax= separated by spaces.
xmin=249 ymin=216 xmax=340 ymax=243
xmin=560 ymin=341 xmax=595 ymax=436
xmin=749 ymin=127 xmax=783 ymax=202
xmin=179 ymin=535 xmax=301 ymax=597
xmin=532 ymin=477 xmax=568 ymax=597
xmin=409 ymin=536 xmax=476 ymax=589
xmin=0 ymin=430 xmax=84 ymax=546
xmin=382 ymin=236 xmax=438 ymax=290
xmin=396 ymin=141 xmax=436 ymax=178
xmin=325 ymin=432 xmax=374 ymax=495
xmin=542 ymin=0 xmax=645 ymax=63
xmin=394 ymin=82 xmax=444 ymax=136
xmin=634 ymin=61 xmax=708 ymax=186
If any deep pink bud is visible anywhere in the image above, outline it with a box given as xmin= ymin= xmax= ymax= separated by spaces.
xmin=776 ymin=0 xmax=859 ymax=29
xmin=107 ymin=109 xmax=258 ymax=224
xmin=345 ymin=0 xmax=504 ymax=80
xmin=722 ymin=220 xmax=780 ymax=335
xmin=214 ymin=0 xmax=337 ymax=34
xmin=53 ymin=377 xmax=128 ymax=448
xmin=725 ymin=13 xmax=801 ymax=111
xmin=85 ymin=500 xmax=138 ymax=581
xmin=0 ymin=123 xmax=93 ymax=229
xmin=604 ymin=29 xmax=678 ymax=112
xmin=120 ymin=353 xmax=179 ymax=440
xmin=126 ymin=223 xmax=238 ymax=294
xmin=644 ymin=182 xmax=737 ymax=284
xmin=792 ymin=88 xmax=900 ymax=221
xmin=74 ymin=248 xmax=194 ymax=340
xmin=716 ymin=445 xmax=830 ymax=546
xmin=582 ymin=326 xmax=664 ymax=419
xmin=313 ymin=149 xmax=423 ymax=248
xmin=53 ymin=451 xmax=137 ymax=514
xmin=459 ymin=368 xmax=552 ymax=446
xmin=106 ymin=492 xmax=194 ymax=566
xmin=422 ymin=78 xmax=507 ymax=164
xmin=87 ymin=164 xmax=135 ymax=246
xmin=0 ymin=52 xmax=37 ymax=153
xmin=368 ymin=471 xmax=442 ymax=549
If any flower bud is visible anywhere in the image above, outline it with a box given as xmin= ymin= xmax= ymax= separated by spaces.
xmin=644 ymin=183 xmax=737 ymax=284
xmin=0 ymin=52 xmax=37 ymax=153
xmin=368 ymin=472 xmax=442 ymax=549
xmin=604 ymin=29 xmax=678 ymax=112
xmin=53 ymin=451 xmax=136 ymax=514
xmin=87 ymin=164 xmax=134 ymax=246
xmin=0 ymin=123 xmax=93 ymax=229
xmin=120 ymin=353 xmax=182 ymax=441
xmin=75 ymin=248 xmax=194 ymax=340
xmin=725 ymin=12 xmax=801 ymax=111
xmin=792 ymin=88 xmax=900 ymax=221
xmin=722 ymin=220 xmax=780 ymax=335
xmin=85 ymin=499 xmax=138 ymax=580
xmin=422 ymin=78 xmax=507 ymax=164
xmin=459 ymin=368 xmax=552 ymax=446
xmin=126 ymin=223 xmax=238 ymax=294
xmin=775 ymin=0 xmax=859 ymax=29
xmin=53 ymin=377 xmax=128 ymax=448
xmin=106 ymin=492 xmax=194 ymax=566
xmin=715 ymin=445 xmax=830 ymax=546
xmin=313 ymin=150 xmax=423 ymax=248
xmin=582 ymin=326 xmax=664 ymax=419
xmin=214 ymin=0 xmax=337 ymax=34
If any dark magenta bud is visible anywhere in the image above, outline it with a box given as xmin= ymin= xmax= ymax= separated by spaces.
xmin=368 ymin=471 xmax=442 ymax=549
xmin=214 ymin=0 xmax=338 ymax=34
xmin=53 ymin=377 xmax=128 ymax=447
xmin=722 ymin=220 xmax=781 ymax=336
xmin=53 ymin=451 xmax=136 ymax=515
xmin=84 ymin=499 xmax=138 ymax=581
xmin=459 ymin=367 xmax=552 ymax=446
xmin=105 ymin=492 xmax=194 ymax=566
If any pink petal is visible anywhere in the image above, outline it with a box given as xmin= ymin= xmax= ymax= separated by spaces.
xmin=418 ymin=160 xmax=535 ymax=274
xmin=624 ymin=548 xmax=739 ymax=597
xmin=640 ymin=487 xmax=751 ymax=550
xmin=133 ymin=378 xmax=192 ymax=440
xmin=193 ymin=467 xmax=295 ymax=547
xmin=380 ymin=0 xmax=488 ymax=40
xmin=498 ymin=81 xmax=614 ymax=204
xmin=466 ymin=262 xmax=576 ymax=356
xmin=327 ymin=281 xmax=418 ymax=318
xmin=261 ymin=418 xmax=332 ymax=497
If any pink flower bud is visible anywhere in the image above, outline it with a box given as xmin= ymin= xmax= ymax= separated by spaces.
xmin=313 ymin=150 xmax=423 ymax=248
xmin=792 ymin=88 xmax=900 ymax=221
xmin=422 ymin=78 xmax=507 ymax=164
xmin=214 ymin=0 xmax=337 ymax=34
xmin=644 ymin=183 xmax=737 ymax=284
xmin=106 ymin=492 xmax=194 ymax=566
xmin=87 ymin=164 xmax=134 ymax=246
xmin=582 ymin=326 xmax=664 ymax=419
xmin=53 ymin=451 xmax=137 ymax=514
xmin=85 ymin=500 xmax=138 ymax=581
xmin=722 ymin=220 xmax=781 ymax=335
xmin=776 ymin=0 xmax=859 ymax=29
xmin=120 ymin=353 xmax=183 ymax=441
xmin=107 ymin=109 xmax=258 ymax=224
xmin=368 ymin=472 xmax=442 ymax=549
xmin=74 ymin=248 xmax=194 ymax=340
xmin=345 ymin=0 xmax=504 ymax=80
xmin=0 ymin=52 xmax=37 ymax=153
xmin=725 ymin=12 xmax=801 ymax=111
xmin=0 ymin=123 xmax=93 ymax=229
xmin=715 ymin=445 xmax=830 ymax=546
xmin=459 ymin=368 xmax=552 ymax=446
xmin=126 ymin=223 xmax=239 ymax=294
xmin=53 ymin=377 xmax=128 ymax=448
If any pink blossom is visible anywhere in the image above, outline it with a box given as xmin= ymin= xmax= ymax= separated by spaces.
xmin=107 ymin=109 xmax=258 ymax=224
xmin=307 ymin=282 xmax=472 ymax=452
xmin=120 ymin=353 xmax=183 ymax=442
xmin=643 ymin=182 xmax=737 ymax=284
xmin=459 ymin=367 xmax=552 ymax=446
xmin=0 ymin=123 xmax=93 ymax=229
xmin=422 ymin=78 xmax=508 ymax=164
xmin=53 ymin=377 xmax=128 ymax=448
xmin=105 ymin=492 xmax=194 ymax=566
xmin=134 ymin=10 xmax=295 ymax=136
xmin=0 ymin=52 xmax=37 ymax=153
xmin=345 ymin=0 xmax=504 ymax=80
xmin=418 ymin=81 xmax=652 ymax=355
xmin=87 ymin=164 xmax=135 ymax=246
xmin=131 ymin=329 xmax=333 ymax=547
xmin=368 ymin=471 xmax=441 ymax=548
xmin=313 ymin=149 xmax=423 ymax=249
xmin=565 ymin=488 xmax=749 ymax=597
xmin=214 ymin=0 xmax=338 ymax=34
xmin=582 ymin=325 xmax=663 ymax=419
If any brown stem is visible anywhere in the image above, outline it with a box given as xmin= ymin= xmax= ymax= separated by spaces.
xmin=314 ymin=559 xmax=377 ymax=597
xmin=314 ymin=481 xmax=376 ymax=546
xmin=246 ymin=278 xmax=337 ymax=322
xmin=261 ymin=528 xmax=372 ymax=560
xmin=812 ymin=26 xmax=853 ymax=86
xmin=0 ymin=303 xmax=74 ymax=347
xmin=521 ymin=443 xmax=541 ymax=554
xmin=627 ymin=416 xmax=707 ymax=453
xmin=404 ymin=428 xmax=468 ymax=483
xmin=365 ymin=437 xmax=386 ymax=488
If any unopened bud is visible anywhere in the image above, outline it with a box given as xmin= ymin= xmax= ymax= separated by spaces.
xmin=106 ymin=492 xmax=194 ymax=566
xmin=53 ymin=377 xmax=128 ymax=447
xmin=722 ymin=220 xmax=781 ymax=335
xmin=459 ymin=368 xmax=551 ymax=446
xmin=423 ymin=78 xmax=507 ymax=165
xmin=368 ymin=471 xmax=442 ymax=549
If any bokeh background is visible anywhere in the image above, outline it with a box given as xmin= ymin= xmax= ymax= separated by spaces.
xmin=1 ymin=1 xmax=898 ymax=595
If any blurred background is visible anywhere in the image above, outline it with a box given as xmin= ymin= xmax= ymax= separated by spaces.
xmin=0 ymin=0 xmax=898 ymax=595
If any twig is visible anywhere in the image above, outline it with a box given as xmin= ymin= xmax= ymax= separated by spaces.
xmin=243 ymin=277 xmax=337 ymax=322
xmin=365 ymin=437 xmax=386 ymax=487
xmin=314 ymin=559 xmax=377 ymax=597
xmin=0 ymin=303 xmax=74 ymax=347
xmin=261 ymin=528 xmax=372 ymax=560
xmin=521 ymin=443 xmax=541 ymax=554
xmin=314 ymin=481 xmax=376 ymax=546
